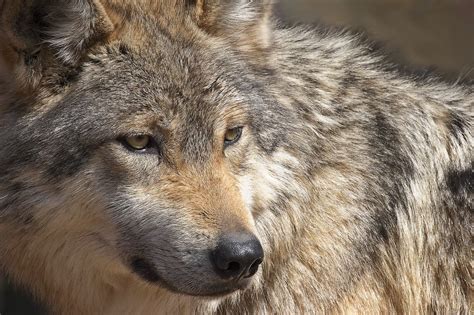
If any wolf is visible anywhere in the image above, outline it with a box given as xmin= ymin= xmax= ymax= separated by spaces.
xmin=0 ymin=0 xmax=472 ymax=314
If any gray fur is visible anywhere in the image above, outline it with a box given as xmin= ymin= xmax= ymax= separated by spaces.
xmin=0 ymin=0 xmax=472 ymax=313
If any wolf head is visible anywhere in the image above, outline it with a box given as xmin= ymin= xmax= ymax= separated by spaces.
xmin=0 ymin=0 xmax=295 ymax=298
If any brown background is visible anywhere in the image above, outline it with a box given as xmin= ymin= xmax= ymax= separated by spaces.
xmin=275 ymin=0 xmax=474 ymax=81
xmin=1 ymin=1 xmax=473 ymax=314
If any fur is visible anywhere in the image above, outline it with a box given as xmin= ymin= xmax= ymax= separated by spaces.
xmin=0 ymin=0 xmax=472 ymax=314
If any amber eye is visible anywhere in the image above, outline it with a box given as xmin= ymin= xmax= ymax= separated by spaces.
xmin=224 ymin=127 xmax=243 ymax=147
xmin=123 ymin=135 xmax=151 ymax=151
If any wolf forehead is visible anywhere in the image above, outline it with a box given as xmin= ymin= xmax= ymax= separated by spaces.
xmin=64 ymin=46 xmax=250 ymax=127
xmin=52 ymin=43 xmax=272 ymax=135
xmin=11 ymin=40 xmax=289 ymax=175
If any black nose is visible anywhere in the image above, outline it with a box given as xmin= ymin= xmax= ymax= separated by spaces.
xmin=211 ymin=233 xmax=264 ymax=280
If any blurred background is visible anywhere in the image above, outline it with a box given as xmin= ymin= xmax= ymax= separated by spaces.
xmin=1 ymin=0 xmax=473 ymax=314
xmin=275 ymin=0 xmax=474 ymax=81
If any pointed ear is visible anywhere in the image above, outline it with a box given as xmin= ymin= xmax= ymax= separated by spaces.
xmin=0 ymin=0 xmax=113 ymax=88
xmin=1 ymin=0 xmax=113 ymax=64
xmin=189 ymin=0 xmax=274 ymax=52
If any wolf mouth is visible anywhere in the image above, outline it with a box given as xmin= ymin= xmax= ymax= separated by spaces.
xmin=130 ymin=257 xmax=162 ymax=283
xmin=129 ymin=256 xmax=250 ymax=297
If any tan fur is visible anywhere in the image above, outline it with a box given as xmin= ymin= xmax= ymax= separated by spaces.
xmin=0 ymin=0 xmax=472 ymax=314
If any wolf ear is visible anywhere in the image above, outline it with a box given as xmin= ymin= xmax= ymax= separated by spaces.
xmin=0 ymin=0 xmax=113 ymax=87
xmin=189 ymin=0 xmax=274 ymax=52
xmin=0 ymin=0 xmax=113 ymax=64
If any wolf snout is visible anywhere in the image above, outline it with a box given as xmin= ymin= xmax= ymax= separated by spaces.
xmin=211 ymin=233 xmax=264 ymax=280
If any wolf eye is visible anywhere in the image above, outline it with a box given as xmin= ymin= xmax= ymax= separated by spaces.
xmin=224 ymin=127 xmax=243 ymax=147
xmin=122 ymin=135 xmax=152 ymax=151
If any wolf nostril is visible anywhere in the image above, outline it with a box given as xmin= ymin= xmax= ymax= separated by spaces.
xmin=227 ymin=261 xmax=241 ymax=273
xmin=246 ymin=258 xmax=263 ymax=278
xmin=211 ymin=232 xmax=264 ymax=280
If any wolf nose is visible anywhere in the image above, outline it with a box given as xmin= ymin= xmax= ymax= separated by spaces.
xmin=212 ymin=233 xmax=264 ymax=280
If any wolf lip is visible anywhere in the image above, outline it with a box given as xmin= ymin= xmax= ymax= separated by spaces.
xmin=128 ymin=256 xmax=252 ymax=297
xmin=130 ymin=257 xmax=161 ymax=283
xmin=190 ymin=278 xmax=252 ymax=297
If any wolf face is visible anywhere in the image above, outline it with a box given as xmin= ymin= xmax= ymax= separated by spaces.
xmin=0 ymin=0 xmax=287 ymax=298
